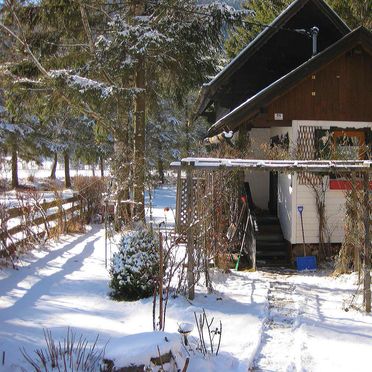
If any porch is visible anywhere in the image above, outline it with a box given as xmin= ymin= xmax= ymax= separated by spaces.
xmin=171 ymin=158 xmax=371 ymax=272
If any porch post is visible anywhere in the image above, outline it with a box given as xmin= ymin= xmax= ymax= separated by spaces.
xmin=175 ymin=169 xmax=182 ymax=233
xmin=363 ymin=171 xmax=371 ymax=313
xmin=186 ymin=165 xmax=195 ymax=300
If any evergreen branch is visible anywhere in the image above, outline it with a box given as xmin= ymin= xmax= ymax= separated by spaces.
xmin=2 ymin=1 xmax=49 ymax=77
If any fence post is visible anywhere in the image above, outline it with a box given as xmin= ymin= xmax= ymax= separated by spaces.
xmin=363 ymin=171 xmax=371 ymax=313
xmin=186 ymin=165 xmax=195 ymax=301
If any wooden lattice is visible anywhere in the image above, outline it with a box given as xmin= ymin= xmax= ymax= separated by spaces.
xmin=297 ymin=125 xmax=322 ymax=185
xmin=176 ymin=177 xmax=206 ymax=233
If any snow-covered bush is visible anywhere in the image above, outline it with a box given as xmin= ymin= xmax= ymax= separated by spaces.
xmin=110 ymin=227 xmax=160 ymax=301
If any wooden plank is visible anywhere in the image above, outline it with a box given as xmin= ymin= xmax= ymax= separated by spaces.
xmin=0 ymin=199 xmax=84 ymax=257
xmin=0 ymin=203 xmax=81 ymax=241
xmin=186 ymin=166 xmax=195 ymax=301
xmin=4 ymin=196 xmax=79 ymax=222
xmin=364 ymin=172 xmax=371 ymax=313
xmin=0 ymin=215 xmax=83 ymax=259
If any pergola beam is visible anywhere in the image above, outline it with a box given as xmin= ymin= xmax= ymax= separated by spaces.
xmin=171 ymin=158 xmax=372 ymax=173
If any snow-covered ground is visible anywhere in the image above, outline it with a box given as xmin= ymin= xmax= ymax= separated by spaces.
xmin=1 ymin=187 xmax=372 ymax=371
xmin=1 ymin=161 xmax=104 ymax=182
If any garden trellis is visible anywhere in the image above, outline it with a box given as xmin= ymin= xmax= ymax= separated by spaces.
xmin=172 ymin=157 xmax=372 ymax=312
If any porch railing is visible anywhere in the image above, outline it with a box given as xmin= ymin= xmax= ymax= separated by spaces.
xmin=243 ymin=204 xmax=257 ymax=270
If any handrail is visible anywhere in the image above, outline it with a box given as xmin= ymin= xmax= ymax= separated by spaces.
xmin=244 ymin=205 xmax=258 ymax=270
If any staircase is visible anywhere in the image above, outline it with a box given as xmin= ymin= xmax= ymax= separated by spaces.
xmin=255 ymin=214 xmax=289 ymax=267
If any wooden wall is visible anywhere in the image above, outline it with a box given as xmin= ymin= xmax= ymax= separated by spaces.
xmin=264 ymin=47 xmax=372 ymax=123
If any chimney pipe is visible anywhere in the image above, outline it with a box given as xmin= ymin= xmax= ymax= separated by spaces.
xmin=311 ymin=26 xmax=320 ymax=56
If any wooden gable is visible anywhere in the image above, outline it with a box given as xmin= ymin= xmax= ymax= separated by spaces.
xmin=196 ymin=0 xmax=350 ymax=119
xmin=207 ymin=27 xmax=372 ymax=136
xmin=261 ymin=46 xmax=372 ymax=124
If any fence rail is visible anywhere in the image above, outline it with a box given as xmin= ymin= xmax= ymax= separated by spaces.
xmin=0 ymin=195 xmax=87 ymax=258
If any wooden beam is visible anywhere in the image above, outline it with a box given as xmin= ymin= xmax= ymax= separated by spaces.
xmin=174 ymin=158 xmax=372 ymax=174
xmin=364 ymin=171 xmax=371 ymax=313
xmin=186 ymin=166 xmax=195 ymax=300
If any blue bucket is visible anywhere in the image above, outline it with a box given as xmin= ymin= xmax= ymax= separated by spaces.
xmin=296 ymin=256 xmax=317 ymax=271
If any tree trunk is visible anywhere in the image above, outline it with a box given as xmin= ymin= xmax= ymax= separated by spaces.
xmin=184 ymin=120 xmax=191 ymax=157
xmin=100 ymin=156 xmax=104 ymax=178
xmin=11 ymin=143 xmax=19 ymax=189
xmin=64 ymin=152 xmax=71 ymax=188
xmin=113 ymin=101 xmax=132 ymax=224
xmin=157 ymin=140 xmax=165 ymax=184
xmin=92 ymin=163 xmax=95 ymax=177
xmin=50 ymin=152 xmax=58 ymax=180
xmin=133 ymin=56 xmax=146 ymax=220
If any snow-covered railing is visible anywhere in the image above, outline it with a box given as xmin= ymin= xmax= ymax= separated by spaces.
xmin=171 ymin=158 xmax=372 ymax=173
xmin=0 ymin=195 xmax=87 ymax=258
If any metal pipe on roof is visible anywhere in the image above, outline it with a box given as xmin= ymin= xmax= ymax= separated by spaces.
xmin=311 ymin=26 xmax=320 ymax=56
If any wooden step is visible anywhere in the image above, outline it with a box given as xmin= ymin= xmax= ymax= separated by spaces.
xmin=256 ymin=233 xmax=285 ymax=242
xmin=256 ymin=250 xmax=288 ymax=258
xmin=256 ymin=224 xmax=282 ymax=234
xmin=256 ymin=215 xmax=279 ymax=225
xmin=257 ymin=240 xmax=288 ymax=250
xmin=256 ymin=259 xmax=290 ymax=268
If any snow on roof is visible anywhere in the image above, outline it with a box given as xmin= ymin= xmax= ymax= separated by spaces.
xmin=171 ymin=158 xmax=372 ymax=173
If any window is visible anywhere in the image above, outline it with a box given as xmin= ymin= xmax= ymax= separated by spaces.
xmin=315 ymin=128 xmax=371 ymax=190
xmin=332 ymin=130 xmax=366 ymax=160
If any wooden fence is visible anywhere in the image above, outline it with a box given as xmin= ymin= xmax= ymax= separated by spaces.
xmin=0 ymin=195 xmax=87 ymax=258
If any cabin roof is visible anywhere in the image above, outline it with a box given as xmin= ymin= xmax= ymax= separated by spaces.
xmin=195 ymin=0 xmax=350 ymax=117
xmin=207 ymin=27 xmax=372 ymax=137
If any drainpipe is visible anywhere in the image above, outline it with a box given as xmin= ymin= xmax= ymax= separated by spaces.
xmin=311 ymin=26 xmax=320 ymax=56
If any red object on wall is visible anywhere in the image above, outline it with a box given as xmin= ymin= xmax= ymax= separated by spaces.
xmin=329 ymin=179 xmax=372 ymax=190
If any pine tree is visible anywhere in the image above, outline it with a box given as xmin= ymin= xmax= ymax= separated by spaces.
xmin=0 ymin=0 xmax=246 ymax=219
xmin=226 ymin=0 xmax=291 ymax=58
xmin=327 ymin=0 xmax=371 ymax=29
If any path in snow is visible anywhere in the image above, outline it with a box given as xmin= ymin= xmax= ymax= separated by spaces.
xmin=251 ymin=271 xmax=298 ymax=372
xmin=250 ymin=270 xmax=372 ymax=372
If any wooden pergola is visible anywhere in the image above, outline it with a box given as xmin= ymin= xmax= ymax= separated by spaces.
xmin=171 ymin=158 xmax=372 ymax=312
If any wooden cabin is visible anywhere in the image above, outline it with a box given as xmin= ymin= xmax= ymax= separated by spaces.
xmin=196 ymin=0 xmax=372 ymax=264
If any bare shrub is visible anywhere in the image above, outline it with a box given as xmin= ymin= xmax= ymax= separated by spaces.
xmin=73 ymin=176 xmax=106 ymax=221
xmin=27 ymin=174 xmax=36 ymax=184
xmin=335 ymin=185 xmax=365 ymax=275
xmin=65 ymin=218 xmax=86 ymax=234
xmin=21 ymin=328 xmax=105 ymax=372
xmin=153 ymin=230 xmax=187 ymax=332
xmin=193 ymin=309 xmax=222 ymax=357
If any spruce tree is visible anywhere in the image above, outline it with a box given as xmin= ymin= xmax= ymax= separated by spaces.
xmin=1 ymin=0 xmax=246 ymax=219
